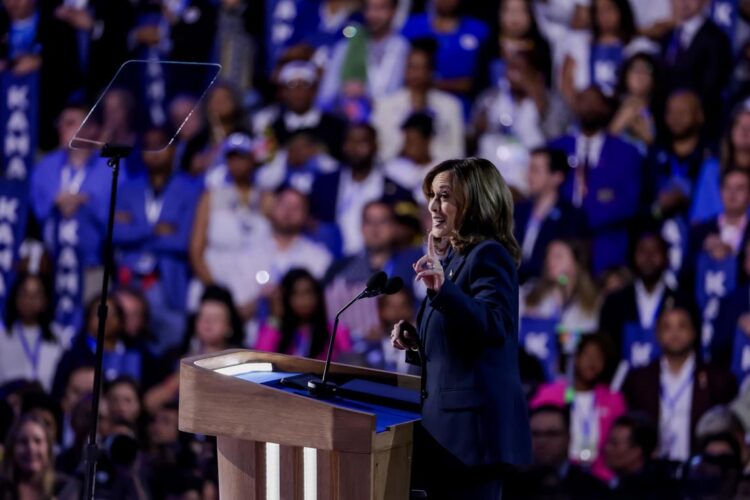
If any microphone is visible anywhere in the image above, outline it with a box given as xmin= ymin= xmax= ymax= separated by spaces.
xmin=361 ymin=271 xmax=388 ymax=298
xmin=308 ymin=271 xmax=393 ymax=398
xmin=382 ymin=277 xmax=404 ymax=295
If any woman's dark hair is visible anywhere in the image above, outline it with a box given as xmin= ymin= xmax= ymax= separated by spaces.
xmin=83 ymin=294 xmax=124 ymax=335
xmin=616 ymin=52 xmax=660 ymax=100
xmin=591 ymin=0 xmax=636 ymax=43
xmin=422 ymin=158 xmax=521 ymax=263
xmin=612 ymin=412 xmax=659 ymax=458
xmin=576 ymin=333 xmax=615 ymax=385
xmin=721 ymin=105 xmax=750 ymax=172
xmin=198 ymin=285 xmax=245 ymax=348
xmin=497 ymin=0 xmax=552 ymax=84
xmin=409 ymin=38 xmax=438 ymax=70
xmin=278 ymin=269 xmax=330 ymax=358
xmin=4 ymin=272 xmax=55 ymax=342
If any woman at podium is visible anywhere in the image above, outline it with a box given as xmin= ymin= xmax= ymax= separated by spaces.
xmin=391 ymin=158 xmax=532 ymax=499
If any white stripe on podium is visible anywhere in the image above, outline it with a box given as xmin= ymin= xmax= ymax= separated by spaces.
xmin=303 ymin=447 xmax=317 ymax=500
xmin=266 ymin=443 xmax=280 ymax=500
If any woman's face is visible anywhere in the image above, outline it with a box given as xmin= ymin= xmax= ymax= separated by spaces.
xmin=196 ymin=301 xmax=231 ymax=347
xmin=625 ymin=59 xmax=654 ymax=98
xmin=116 ymin=292 xmax=146 ymax=339
xmin=13 ymin=421 xmax=49 ymax=476
xmin=732 ymin=112 xmax=750 ymax=153
xmin=289 ymin=278 xmax=318 ymax=320
xmin=575 ymin=342 xmax=605 ymax=385
xmin=87 ymin=299 xmax=122 ymax=342
xmin=595 ymin=0 xmax=621 ymax=36
xmin=500 ymin=0 xmax=531 ymax=38
xmin=16 ymin=277 xmax=46 ymax=323
xmin=545 ymin=242 xmax=577 ymax=283
xmin=427 ymin=171 xmax=459 ymax=239
xmin=207 ymin=87 xmax=237 ymax=122
xmin=108 ymin=384 xmax=141 ymax=424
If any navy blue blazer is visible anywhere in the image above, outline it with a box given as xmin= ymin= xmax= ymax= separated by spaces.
xmin=309 ymin=169 xmax=414 ymax=223
xmin=513 ymin=199 xmax=586 ymax=283
xmin=549 ymin=134 xmax=643 ymax=274
xmin=407 ymin=239 xmax=532 ymax=467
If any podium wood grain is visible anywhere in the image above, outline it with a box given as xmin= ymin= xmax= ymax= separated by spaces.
xmin=179 ymin=350 xmax=419 ymax=500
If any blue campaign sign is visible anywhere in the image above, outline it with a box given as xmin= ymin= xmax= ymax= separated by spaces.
xmin=0 ymin=181 xmax=29 ymax=316
xmin=623 ymin=322 xmax=660 ymax=368
xmin=732 ymin=327 xmax=750 ymax=385
xmin=0 ymin=70 xmax=38 ymax=181
xmin=711 ymin=0 xmax=738 ymax=46
xmin=696 ymin=252 xmax=736 ymax=312
xmin=520 ymin=316 xmax=560 ymax=381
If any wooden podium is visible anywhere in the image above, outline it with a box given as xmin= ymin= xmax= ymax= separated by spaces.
xmin=178 ymin=349 xmax=421 ymax=499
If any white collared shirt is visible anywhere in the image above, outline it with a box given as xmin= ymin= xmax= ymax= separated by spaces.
xmin=680 ymin=12 xmax=708 ymax=49
xmin=284 ymin=108 xmax=322 ymax=131
xmin=575 ymin=132 xmax=605 ymax=168
xmin=659 ymin=354 xmax=695 ymax=461
xmin=570 ymin=390 xmax=600 ymax=463
xmin=718 ymin=213 xmax=748 ymax=254
xmin=634 ymin=279 xmax=666 ymax=329
xmin=336 ymin=167 xmax=387 ymax=256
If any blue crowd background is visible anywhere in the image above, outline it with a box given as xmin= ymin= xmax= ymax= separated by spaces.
xmin=4 ymin=0 xmax=750 ymax=497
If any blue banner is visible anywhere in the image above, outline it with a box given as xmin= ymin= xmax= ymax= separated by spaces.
xmin=520 ymin=317 xmax=560 ymax=381
xmin=711 ymin=0 xmax=738 ymax=47
xmin=732 ymin=327 xmax=750 ymax=386
xmin=0 ymin=181 xmax=29 ymax=316
xmin=623 ymin=322 xmax=660 ymax=368
xmin=696 ymin=252 xmax=737 ymax=359
xmin=52 ymin=217 xmax=84 ymax=346
xmin=0 ymin=70 xmax=39 ymax=181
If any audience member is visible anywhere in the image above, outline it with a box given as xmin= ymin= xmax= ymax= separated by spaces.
xmin=622 ymin=304 xmax=737 ymax=461
xmin=550 ymin=86 xmax=644 ymax=274
xmin=190 ymin=132 xmax=274 ymax=323
xmin=0 ymin=273 xmax=62 ymax=391
xmin=0 ymin=414 xmax=79 ymax=499
xmin=661 ymin=0 xmax=732 ymax=137
xmin=256 ymin=268 xmax=351 ymax=360
xmin=318 ymin=0 xmax=409 ymax=110
xmin=609 ymin=52 xmax=660 ymax=149
xmin=514 ymin=147 xmax=586 ymax=283
xmin=309 ymin=123 xmax=413 ymax=255
xmin=504 ymin=404 xmax=610 ymax=499
xmin=522 ymin=239 xmax=601 ymax=335
xmin=533 ymin=334 xmax=625 ymax=480
xmin=271 ymin=61 xmax=347 ymax=161
xmin=383 ymin=112 xmax=437 ymax=195
xmin=114 ymin=127 xmax=202 ymax=353
xmin=372 ymin=40 xmax=465 ymax=163
xmin=401 ymin=0 xmax=490 ymax=111
xmin=600 ymin=231 xmax=681 ymax=366
xmin=323 ymin=200 xmax=416 ymax=340
xmin=646 ymin=90 xmax=713 ymax=222
xmin=604 ymin=412 xmax=681 ymax=499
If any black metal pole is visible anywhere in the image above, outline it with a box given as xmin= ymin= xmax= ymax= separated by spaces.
xmin=83 ymin=145 xmax=129 ymax=500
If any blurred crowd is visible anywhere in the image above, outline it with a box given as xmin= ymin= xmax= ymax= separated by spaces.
xmin=5 ymin=0 xmax=750 ymax=497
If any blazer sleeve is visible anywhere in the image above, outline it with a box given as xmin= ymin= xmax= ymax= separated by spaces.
xmin=427 ymin=241 xmax=516 ymax=344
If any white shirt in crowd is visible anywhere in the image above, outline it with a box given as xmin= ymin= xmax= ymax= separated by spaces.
xmin=659 ymin=354 xmax=695 ymax=461
xmin=336 ymin=167 xmax=389 ymax=256
xmin=570 ymin=390 xmax=600 ymax=463
xmin=372 ymin=88 xmax=465 ymax=163
xmin=634 ymin=279 xmax=666 ymax=329
xmin=0 ymin=324 xmax=64 ymax=392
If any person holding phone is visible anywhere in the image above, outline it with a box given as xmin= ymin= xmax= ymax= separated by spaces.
xmin=391 ymin=158 xmax=531 ymax=498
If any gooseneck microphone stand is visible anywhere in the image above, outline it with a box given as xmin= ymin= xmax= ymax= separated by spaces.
xmin=83 ymin=143 xmax=132 ymax=500
xmin=307 ymin=271 xmax=388 ymax=397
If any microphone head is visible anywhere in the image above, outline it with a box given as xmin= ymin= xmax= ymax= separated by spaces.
xmin=366 ymin=271 xmax=388 ymax=290
xmin=383 ymin=277 xmax=404 ymax=295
